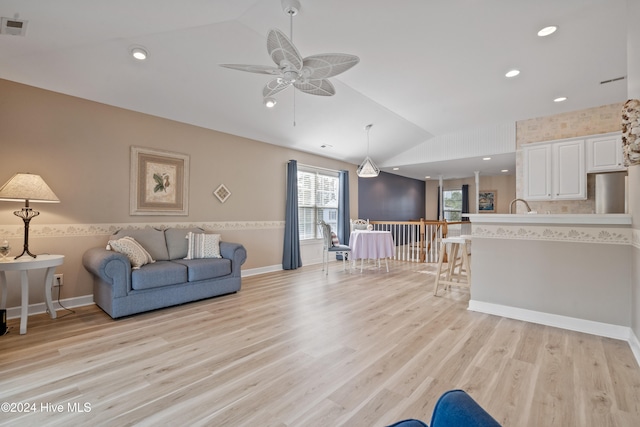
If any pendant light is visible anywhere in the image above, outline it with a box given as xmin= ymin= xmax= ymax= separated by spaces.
xmin=357 ymin=124 xmax=380 ymax=178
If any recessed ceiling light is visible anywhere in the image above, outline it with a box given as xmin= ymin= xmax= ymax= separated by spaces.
xmin=554 ymin=96 xmax=567 ymax=103
xmin=130 ymin=47 xmax=148 ymax=60
xmin=320 ymin=144 xmax=333 ymax=149
xmin=538 ymin=26 xmax=558 ymax=37
xmin=425 ymin=176 xmax=431 ymax=179
xmin=501 ymin=169 xmax=509 ymax=173
xmin=505 ymin=69 xmax=520 ymax=78
xmin=393 ymin=167 xmax=399 ymax=171
xmin=483 ymin=157 xmax=491 ymax=161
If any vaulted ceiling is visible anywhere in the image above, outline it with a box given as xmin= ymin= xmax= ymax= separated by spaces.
xmin=0 ymin=0 xmax=628 ymax=179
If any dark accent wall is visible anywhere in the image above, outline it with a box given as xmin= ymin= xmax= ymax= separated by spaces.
xmin=358 ymin=171 xmax=425 ymax=220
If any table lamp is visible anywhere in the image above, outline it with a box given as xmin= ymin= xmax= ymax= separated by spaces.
xmin=0 ymin=173 xmax=60 ymax=259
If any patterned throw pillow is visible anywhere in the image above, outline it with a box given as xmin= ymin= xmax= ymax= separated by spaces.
xmin=330 ymin=231 xmax=340 ymax=246
xmin=184 ymin=232 xmax=222 ymax=259
xmin=107 ymin=236 xmax=155 ymax=269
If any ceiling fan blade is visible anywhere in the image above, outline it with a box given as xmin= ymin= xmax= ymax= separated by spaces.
xmin=301 ymin=54 xmax=360 ymax=79
xmin=263 ymin=79 xmax=291 ymax=98
xmin=219 ymin=64 xmax=281 ymax=75
xmin=294 ymin=79 xmax=335 ymax=96
xmin=267 ymin=28 xmax=303 ymax=71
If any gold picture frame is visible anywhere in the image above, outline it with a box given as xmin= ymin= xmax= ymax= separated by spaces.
xmin=478 ymin=190 xmax=497 ymax=213
xmin=130 ymin=146 xmax=189 ymax=215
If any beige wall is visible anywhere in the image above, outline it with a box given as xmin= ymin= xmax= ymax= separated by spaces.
xmin=425 ymin=174 xmax=516 ymax=219
xmin=515 ymin=103 xmax=624 ymax=214
xmin=0 ymin=79 xmax=359 ymax=307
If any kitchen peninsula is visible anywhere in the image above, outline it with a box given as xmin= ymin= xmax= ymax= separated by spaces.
xmin=467 ymin=213 xmax=633 ymax=340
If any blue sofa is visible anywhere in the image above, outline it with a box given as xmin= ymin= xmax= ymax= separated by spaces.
xmin=83 ymin=227 xmax=247 ymax=318
xmin=388 ymin=390 xmax=501 ymax=427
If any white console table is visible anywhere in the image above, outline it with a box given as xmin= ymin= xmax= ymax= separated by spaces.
xmin=0 ymin=254 xmax=64 ymax=334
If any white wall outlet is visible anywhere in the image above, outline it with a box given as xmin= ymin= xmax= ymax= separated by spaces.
xmin=54 ymin=273 xmax=63 ymax=287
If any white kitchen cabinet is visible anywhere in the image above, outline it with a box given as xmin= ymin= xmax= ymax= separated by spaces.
xmin=523 ymin=139 xmax=586 ymax=200
xmin=586 ymin=133 xmax=625 ymax=172
xmin=553 ymin=140 xmax=586 ymax=199
xmin=522 ymin=144 xmax=551 ymax=200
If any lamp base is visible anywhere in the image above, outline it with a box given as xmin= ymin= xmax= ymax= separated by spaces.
xmin=13 ymin=207 xmax=38 ymax=259
xmin=14 ymin=247 xmax=37 ymax=259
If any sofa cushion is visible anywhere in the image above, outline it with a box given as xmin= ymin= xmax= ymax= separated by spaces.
xmin=164 ymin=227 xmax=204 ymax=260
xmin=185 ymin=232 xmax=222 ymax=259
xmin=112 ymin=228 xmax=170 ymax=261
xmin=107 ymin=237 xmax=155 ymax=269
xmin=173 ymin=258 xmax=231 ymax=281
xmin=131 ymin=261 xmax=188 ymax=290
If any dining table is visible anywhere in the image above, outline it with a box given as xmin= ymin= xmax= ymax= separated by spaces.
xmin=348 ymin=230 xmax=395 ymax=272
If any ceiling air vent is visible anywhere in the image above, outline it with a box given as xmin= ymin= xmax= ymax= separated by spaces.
xmin=600 ymin=76 xmax=626 ymax=85
xmin=1 ymin=17 xmax=28 ymax=36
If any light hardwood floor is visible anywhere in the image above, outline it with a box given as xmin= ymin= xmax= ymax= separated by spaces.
xmin=1 ymin=260 xmax=639 ymax=426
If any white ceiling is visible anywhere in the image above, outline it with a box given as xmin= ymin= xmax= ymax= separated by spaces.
xmin=0 ymin=0 xmax=629 ymax=180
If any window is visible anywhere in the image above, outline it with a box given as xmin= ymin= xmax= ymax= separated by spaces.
xmin=297 ymin=167 xmax=340 ymax=240
xmin=443 ymin=189 xmax=462 ymax=221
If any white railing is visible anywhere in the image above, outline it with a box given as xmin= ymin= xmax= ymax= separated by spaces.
xmin=367 ymin=220 xmax=448 ymax=263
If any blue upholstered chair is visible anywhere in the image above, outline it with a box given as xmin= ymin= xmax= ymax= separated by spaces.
xmin=387 ymin=389 xmax=501 ymax=427
xmin=318 ymin=220 xmax=351 ymax=275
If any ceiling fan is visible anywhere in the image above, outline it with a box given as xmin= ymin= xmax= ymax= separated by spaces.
xmin=220 ymin=0 xmax=359 ymax=107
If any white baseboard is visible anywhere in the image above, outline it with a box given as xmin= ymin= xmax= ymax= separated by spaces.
xmin=469 ymin=299 xmax=640 ymax=367
xmin=242 ymin=264 xmax=282 ymax=277
xmin=5 ymin=295 xmax=94 ymax=319
xmin=241 ymin=259 xmax=325 ymax=277
xmin=630 ymin=330 xmax=640 ymax=367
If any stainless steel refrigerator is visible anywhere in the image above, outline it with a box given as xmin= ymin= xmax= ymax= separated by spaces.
xmin=595 ymin=172 xmax=627 ymax=214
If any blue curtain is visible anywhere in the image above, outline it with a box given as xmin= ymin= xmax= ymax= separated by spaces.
xmin=461 ymin=184 xmax=470 ymax=221
xmin=337 ymin=170 xmax=350 ymax=259
xmin=283 ymin=160 xmax=302 ymax=270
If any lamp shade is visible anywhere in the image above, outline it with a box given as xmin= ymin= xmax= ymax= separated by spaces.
xmin=357 ymin=156 xmax=380 ymax=178
xmin=357 ymin=123 xmax=380 ymax=178
xmin=0 ymin=173 xmax=60 ymax=203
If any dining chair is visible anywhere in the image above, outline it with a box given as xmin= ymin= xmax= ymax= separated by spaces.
xmin=318 ymin=220 xmax=351 ymax=275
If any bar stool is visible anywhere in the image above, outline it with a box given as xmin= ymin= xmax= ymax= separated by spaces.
xmin=433 ymin=235 xmax=471 ymax=296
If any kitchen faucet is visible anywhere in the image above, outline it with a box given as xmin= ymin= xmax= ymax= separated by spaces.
xmin=509 ymin=198 xmax=532 ymax=214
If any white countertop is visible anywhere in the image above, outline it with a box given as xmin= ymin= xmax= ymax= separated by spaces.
xmin=466 ymin=213 xmax=632 ymax=226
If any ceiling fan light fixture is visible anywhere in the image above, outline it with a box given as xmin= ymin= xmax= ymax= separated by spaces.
xmin=357 ymin=124 xmax=379 ymax=178
xmin=219 ymin=1 xmax=359 ymax=103
xmin=264 ymin=97 xmax=277 ymax=108
xmin=130 ymin=47 xmax=148 ymax=60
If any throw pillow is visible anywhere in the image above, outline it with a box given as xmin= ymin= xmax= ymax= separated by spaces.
xmin=107 ymin=236 xmax=155 ymax=269
xmin=184 ymin=232 xmax=222 ymax=259
xmin=330 ymin=231 xmax=340 ymax=246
